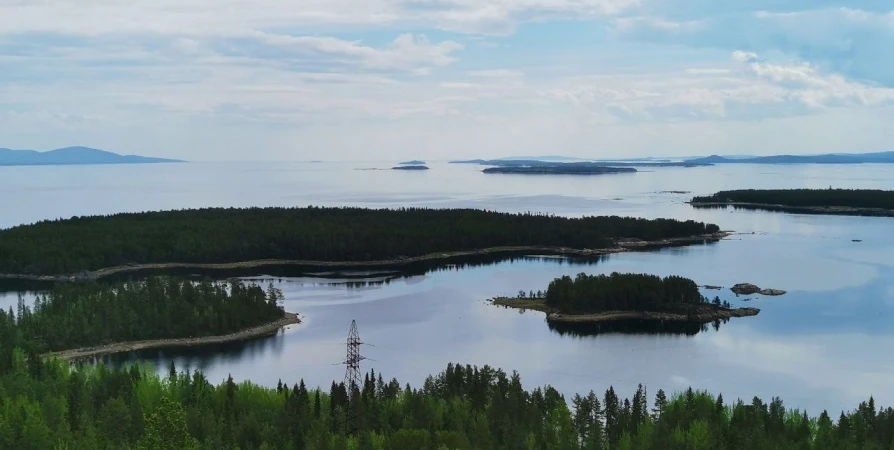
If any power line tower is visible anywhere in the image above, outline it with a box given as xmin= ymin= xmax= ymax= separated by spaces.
xmin=341 ymin=319 xmax=366 ymax=435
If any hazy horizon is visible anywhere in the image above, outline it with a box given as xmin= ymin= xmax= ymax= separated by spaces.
xmin=2 ymin=1 xmax=892 ymax=161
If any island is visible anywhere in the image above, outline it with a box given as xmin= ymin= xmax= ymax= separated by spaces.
xmin=392 ymin=165 xmax=430 ymax=170
xmin=0 ymin=207 xmax=723 ymax=280
xmin=730 ymin=283 xmax=786 ymax=296
xmin=452 ymin=158 xmax=709 ymax=168
xmin=3 ymin=277 xmax=298 ymax=361
xmin=685 ymin=150 xmax=894 ymax=165
xmin=0 ymin=146 xmax=183 ymax=166
xmin=689 ymin=189 xmax=894 ymax=217
xmin=483 ymin=164 xmax=637 ymax=175
xmin=399 ymin=160 xmax=426 ymax=165
xmin=492 ymin=272 xmax=759 ymax=325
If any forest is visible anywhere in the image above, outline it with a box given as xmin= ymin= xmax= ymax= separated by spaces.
xmin=1 ymin=357 xmax=893 ymax=450
xmin=0 ymin=207 xmax=720 ymax=275
xmin=690 ymin=189 xmax=894 ymax=210
xmin=0 ymin=277 xmax=285 ymax=361
xmin=544 ymin=273 xmax=725 ymax=315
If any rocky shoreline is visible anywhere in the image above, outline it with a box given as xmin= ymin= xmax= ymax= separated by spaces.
xmin=689 ymin=201 xmax=894 ymax=217
xmin=45 ymin=312 xmax=301 ymax=362
xmin=491 ymin=298 xmax=759 ymax=324
xmin=0 ymin=232 xmax=730 ymax=283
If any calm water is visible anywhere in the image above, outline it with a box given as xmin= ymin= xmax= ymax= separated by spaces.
xmin=2 ymin=161 xmax=893 ymax=414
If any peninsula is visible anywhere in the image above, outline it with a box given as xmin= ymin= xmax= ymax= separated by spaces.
xmin=3 ymin=277 xmax=297 ymax=360
xmin=686 ymin=151 xmax=894 ymax=165
xmin=492 ymin=273 xmax=759 ymax=325
xmin=0 ymin=207 xmax=722 ymax=279
xmin=690 ymin=189 xmax=894 ymax=217
xmin=0 ymin=146 xmax=183 ymax=166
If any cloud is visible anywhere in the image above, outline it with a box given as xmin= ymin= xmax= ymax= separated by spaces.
xmin=541 ymin=52 xmax=894 ymax=121
xmin=614 ymin=7 xmax=894 ymax=85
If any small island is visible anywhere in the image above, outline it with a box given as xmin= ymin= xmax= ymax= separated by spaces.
xmin=689 ymin=189 xmax=894 ymax=217
xmin=492 ymin=273 xmax=759 ymax=325
xmin=399 ymin=160 xmax=426 ymax=165
xmin=731 ymin=283 xmax=786 ymax=296
xmin=483 ymin=164 xmax=637 ymax=175
xmin=5 ymin=277 xmax=299 ymax=361
xmin=392 ymin=165 xmax=430 ymax=171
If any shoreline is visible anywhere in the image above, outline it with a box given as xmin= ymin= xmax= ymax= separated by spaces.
xmin=0 ymin=232 xmax=730 ymax=282
xmin=689 ymin=201 xmax=894 ymax=217
xmin=45 ymin=312 xmax=300 ymax=361
xmin=491 ymin=298 xmax=759 ymax=324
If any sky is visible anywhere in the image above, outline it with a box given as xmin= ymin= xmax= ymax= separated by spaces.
xmin=1 ymin=1 xmax=893 ymax=161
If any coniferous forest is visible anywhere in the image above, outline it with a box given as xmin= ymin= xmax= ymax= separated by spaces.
xmin=690 ymin=189 xmax=894 ymax=210
xmin=0 ymin=207 xmax=720 ymax=275
xmin=1 ymin=357 xmax=893 ymax=450
xmin=544 ymin=273 xmax=716 ymax=315
xmin=0 ymin=277 xmax=285 ymax=361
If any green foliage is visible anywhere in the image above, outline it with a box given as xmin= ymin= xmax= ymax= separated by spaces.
xmin=545 ymin=272 xmax=708 ymax=314
xmin=0 ymin=277 xmax=284 ymax=355
xmin=0 ymin=207 xmax=720 ymax=275
xmin=0 ymin=359 xmax=893 ymax=449
xmin=691 ymin=188 xmax=894 ymax=210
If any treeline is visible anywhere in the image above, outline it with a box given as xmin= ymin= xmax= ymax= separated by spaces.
xmin=545 ymin=273 xmax=719 ymax=314
xmin=0 ymin=207 xmax=720 ymax=275
xmin=691 ymin=189 xmax=894 ymax=210
xmin=0 ymin=277 xmax=284 ymax=360
xmin=2 ymin=358 xmax=894 ymax=449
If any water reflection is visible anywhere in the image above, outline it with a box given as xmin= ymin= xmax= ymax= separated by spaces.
xmin=547 ymin=319 xmax=725 ymax=337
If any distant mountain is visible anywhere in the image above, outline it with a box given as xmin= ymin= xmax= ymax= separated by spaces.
xmin=687 ymin=151 xmax=894 ymax=165
xmin=398 ymin=160 xmax=426 ymax=165
xmin=0 ymin=146 xmax=184 ymax=166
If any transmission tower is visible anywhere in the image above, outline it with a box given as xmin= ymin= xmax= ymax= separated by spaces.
xmin=341 ymin=320 xmax=366 ymax=435
xmin=343 ymin=319 xmax=366 ymax=390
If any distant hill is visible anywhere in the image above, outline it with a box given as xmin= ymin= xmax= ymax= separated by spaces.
xmin=398 ymin=160 xmax=426 ymax=165
xmin=687 ymin=151 xmax=894 ymax=165
xmin=0 ymin=146 xmax=184 ymax=166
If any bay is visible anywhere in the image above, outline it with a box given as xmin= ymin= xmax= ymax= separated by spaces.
xmin=2 ymin=161 xmax=893 ymax=414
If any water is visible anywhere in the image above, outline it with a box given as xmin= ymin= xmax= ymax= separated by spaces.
xmin=2 ymin=161 xmax=894 ymax=414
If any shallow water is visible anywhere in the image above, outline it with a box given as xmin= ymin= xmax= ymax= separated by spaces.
xmin=3 ymin=161 xmax=894 ymax=414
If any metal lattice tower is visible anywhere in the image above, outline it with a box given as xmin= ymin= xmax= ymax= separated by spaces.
xmin=343 ymin=319 xmax=366 ymax=390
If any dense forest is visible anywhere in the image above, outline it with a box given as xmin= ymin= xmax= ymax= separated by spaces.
xmin=690 ymin=189 xmax=894 ymax=210
xmin=0 ymin=277 xmax=285 ymax=359
xmin=544 ymin=273 xmax=723 ymax=315
xmin=0 ymin=207 xmax=720 ymax=275
xmin=1 ymin=357 xmax=893 ymax=449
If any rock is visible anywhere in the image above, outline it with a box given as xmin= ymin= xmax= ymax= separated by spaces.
xmin=731 ymin=283 xmax=786 ymax=296
xmin=702 ymin=285 xmax=722 ymax=290
xmin=731 ymin=283 xmax=761 ymax=295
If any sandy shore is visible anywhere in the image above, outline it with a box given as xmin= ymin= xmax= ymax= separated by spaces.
xmin=491 ymin=298 xmax=759 ymax=324
xmin=45 ymin=312 xmax=300 ymax=361
xmin=1 ymin=232 xmax=730 ymax=282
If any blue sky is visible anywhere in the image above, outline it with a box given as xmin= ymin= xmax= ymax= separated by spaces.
xmin=0 ymin=1 xmax=892 ymax=160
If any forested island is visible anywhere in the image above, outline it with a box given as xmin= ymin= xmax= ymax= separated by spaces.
xmin=0 ymin=207 xmax=721 ymax=278
xmin=452 ymin=159 xmax=709 ymax=168
xmin=494 ymin=273 xmax=758 ymax=324
xmin=690 ymin=189 xmax=894 ymax=216
xmin=1 ymin=277 xmax=295 ymax=360
xmin=2 ymin=357 xmax=893 ymax=449
xmin=392 ymin=165 xmax=429 ymax=171
xmin=483 ymin=165 xmax=637 ymax=175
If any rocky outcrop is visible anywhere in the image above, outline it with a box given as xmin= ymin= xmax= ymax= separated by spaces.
xmin=731 ymin=283 xmax=786 ymax=296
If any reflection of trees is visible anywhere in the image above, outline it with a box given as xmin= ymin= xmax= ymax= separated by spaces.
xmin=547 ymin=318 xmax=730 ymax=337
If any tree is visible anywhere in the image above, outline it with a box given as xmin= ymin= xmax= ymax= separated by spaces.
xmin=653 ymin=389 xmax=667 ymax=421
xmin=137 ymin=397 xmax=199 ymax=450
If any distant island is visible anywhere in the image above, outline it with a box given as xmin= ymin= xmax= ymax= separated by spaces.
xmin=483 ymin=164 xmax=637 ymax=175
xmin=0 ymin=207 xmax=721 ymax=279
xmin=492 ymin=272 xmax=758 ymax=325
xmin=392 ymin=165 xmax=430 ymax=171
xmin=452 ymin=159 xmax=708 ymax=168
xmin=685 ymin=151 xmax=894 ymax=165
xmin=399 ymin=160 xmax=426 ymax=165
xmin=690 ymin=189 xmax=894 ymax=217
xmin=0 ymin=146 xmax=183 ymax=166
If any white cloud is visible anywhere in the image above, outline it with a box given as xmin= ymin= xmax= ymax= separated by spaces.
xmin=731 ymin=51 xmax=758 ymax=63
